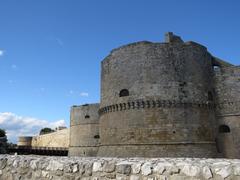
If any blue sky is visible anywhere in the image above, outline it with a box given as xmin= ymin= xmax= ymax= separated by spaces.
xmin=0 ymin=0 xmax=239 ymax=142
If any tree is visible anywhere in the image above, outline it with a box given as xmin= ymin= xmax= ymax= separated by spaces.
xmin=0 ymin=128 xmax=7 ymax=154
xmin=39 ymin=127 xmax=55 ymax=135
xmin=0 ymin=128 xmax=6 ymax=137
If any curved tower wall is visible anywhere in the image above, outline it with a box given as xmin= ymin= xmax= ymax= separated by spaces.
xmin=18 ymin=136 xmax=33 ymax=146
xmin=98 ymin=38 xmax=217 ymax=157
xmin=214 ymin=65 xmax=240 ymax=158
xmin=69 ymin=103 xmax=100 ymax=156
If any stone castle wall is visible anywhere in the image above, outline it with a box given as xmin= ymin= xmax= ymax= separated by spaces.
xmin=18 ymin=136 xmax=32 ymax=146
xmin=98 ymin=36 xmax=217 ymax=157
xmin=69 ymin=104 xmax=100 ymax=156
xmin=214 ymin=65 xmax=240 ymax=158
xmin=1 ymin=155 xmax=240 ymax=180
xmin=66 ymin=33 xmax=240 ymax=159
xmin=31 ymin=128 xmax=69 ymax=148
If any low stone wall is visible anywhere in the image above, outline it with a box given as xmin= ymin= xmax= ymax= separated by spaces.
xmin=0 ymin=155 xmax=240 ymax=180
xmin=31 ymin=129 xmax=69 ymax=148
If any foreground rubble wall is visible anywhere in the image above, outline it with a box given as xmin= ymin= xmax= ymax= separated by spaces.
xmin=0 ymin=155 xmax=240 ymax=180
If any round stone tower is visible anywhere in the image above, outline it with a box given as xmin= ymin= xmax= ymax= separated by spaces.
xmin=98 ymin=33 xmax=217 ymax=157
xmin=214 ymin=63 xmax=240 ymax=158
xmin=18 ymin=136 xmax=32 ymax=146
xmin=69 ymin=103 xmax=100 ymax=156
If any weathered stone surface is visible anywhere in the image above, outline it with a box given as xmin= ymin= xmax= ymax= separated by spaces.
xmin=93 ymin=161 xmax=103 ymax=172
xmin=1 ymin=155 xmax=240 ymax=179
xmin=214 ymin=165 xmax=232 ymax=179
xmin=98 ymin=33 xmax=219 ymax=158
xmin=202 ymin=166 xmax=212 ymax=179
xmin=233 ymin=165 xmax=240 ymax=176
xmin=69 ymin=104 xmax=100 ymax=157
xmin=130 ymin=175 xmax=140 ymax=180
xmin=132 ymin=163 xmax=142 ymax=174
xmin=153 ymin=163 xmax=165 ymax=175
xmin=61 ymin=33 xmax=240 ymax=159
xmin=46 ymin=160 xmax=64 ymax=171
xmin=181 ymin=165 xmax=200 ymax=177
xmin=0 ymin=157 xmax=7 ymax=169
xmin=116 ymin=162 xmax=132 ymax=175
xmin=72 ymin=163 xmax=78 ymax=173
xmin=31 ymin=128 xmax=69 ymax=148
xmin=141 ymin=162 xmax=152 ymax=176
xmin=103 ymin=161 xmax=116 ymax=173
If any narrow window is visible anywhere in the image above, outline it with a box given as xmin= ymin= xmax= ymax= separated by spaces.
xmin=119 ymin=89 xmax=129 ymax=97
xmin=213 ymin=65 xmax=220 ymax=71
xmin=219 ymin=125 xmax=230 ymax=133
xmin=85 ymin=115 xmax=90 ymax=119
xmin=94 ymin=135 xmax=100 ymax=139
xmin=208 ymin=91 xmax=213 ymax=101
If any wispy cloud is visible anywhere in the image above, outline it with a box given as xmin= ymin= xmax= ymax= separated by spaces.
xmin=40 ymin=87 xmax=45 ymax=92
xmin=55 ymin=38 xmax=64 ymax=47
xmin=80 ymin=92 xmax=89 ymax=97
xmin=11 ymin=64 xmax=17 ymax=69
xmin=0 ymin=112 xmax=66 ymax=143
xmin=8 ymin=80 xmax=15 ymax=84
xmin=0 ymin=49 xmax=5 ymax=57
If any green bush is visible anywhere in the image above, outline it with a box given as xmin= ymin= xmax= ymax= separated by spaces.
xmin=39 ymin=127 xmax=55 ymax=135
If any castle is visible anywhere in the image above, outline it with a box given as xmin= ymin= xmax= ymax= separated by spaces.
xmin=17 ymin=32 xmax=240 ymax=159
xmin=68 ymin=32 xmax=240 ymax=159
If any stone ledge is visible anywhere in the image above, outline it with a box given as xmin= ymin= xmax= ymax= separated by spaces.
xmin=99 ymin=100 xmax=215 ymax=116
xmin=0 ymin=155 xmax=240 ymax=179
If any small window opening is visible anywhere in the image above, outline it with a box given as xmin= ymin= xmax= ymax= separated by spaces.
xmin=94 ymin=135 xmax=100 ymax=139
xmin=119 ymin=89 xmax=129 ymax=97
xmin=219 ymin=125 xmax=230 ymax=133
xmin=173 ymin=131 xmax=176 ymax=134
xmin=85 ymin=115 xmax=90 ymax=119
xmin=213 ymin=65 xmax=220 ymax=72
xmin=208 ymin=91 xmax=213 ymax=101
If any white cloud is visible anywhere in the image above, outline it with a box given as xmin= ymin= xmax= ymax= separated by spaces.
xmin=0 ymin=112 xmax=66 ymax=143
xmin=80 ymin=92 xmax=89 ymax=97
xmin=0 ymin=49 xmax=4 ymax=56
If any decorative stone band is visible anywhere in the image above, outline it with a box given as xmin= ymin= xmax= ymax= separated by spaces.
xmin=99 ymin=100 xmax=215 ymax=116
xmin=216 ymin=113 xmax=240 ymax=117
xmin=100 ymin=141 xmax=216 ymax=146
xmin=70 ymin=122 xmax=99 ymax=127
xmin=216 ymin=101 xmax=240 ymax=109
xmin=215 ymin=101 xmax=240 ymax=116
xmin=69 ymin=145 xmax=99 ymax=147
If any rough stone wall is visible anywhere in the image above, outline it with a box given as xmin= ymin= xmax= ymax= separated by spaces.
xmin=31 ymin=129 xmax=69 ymax=148
xmin=99 ymin=35 xmax=217 ymax=157
xmin=1 ymin=155 xmax=240 ymax=180
xmin=214 ymin=65 xmax=240 ymax=158
xmin=69 ymin=104 xmax=100 ymax=157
